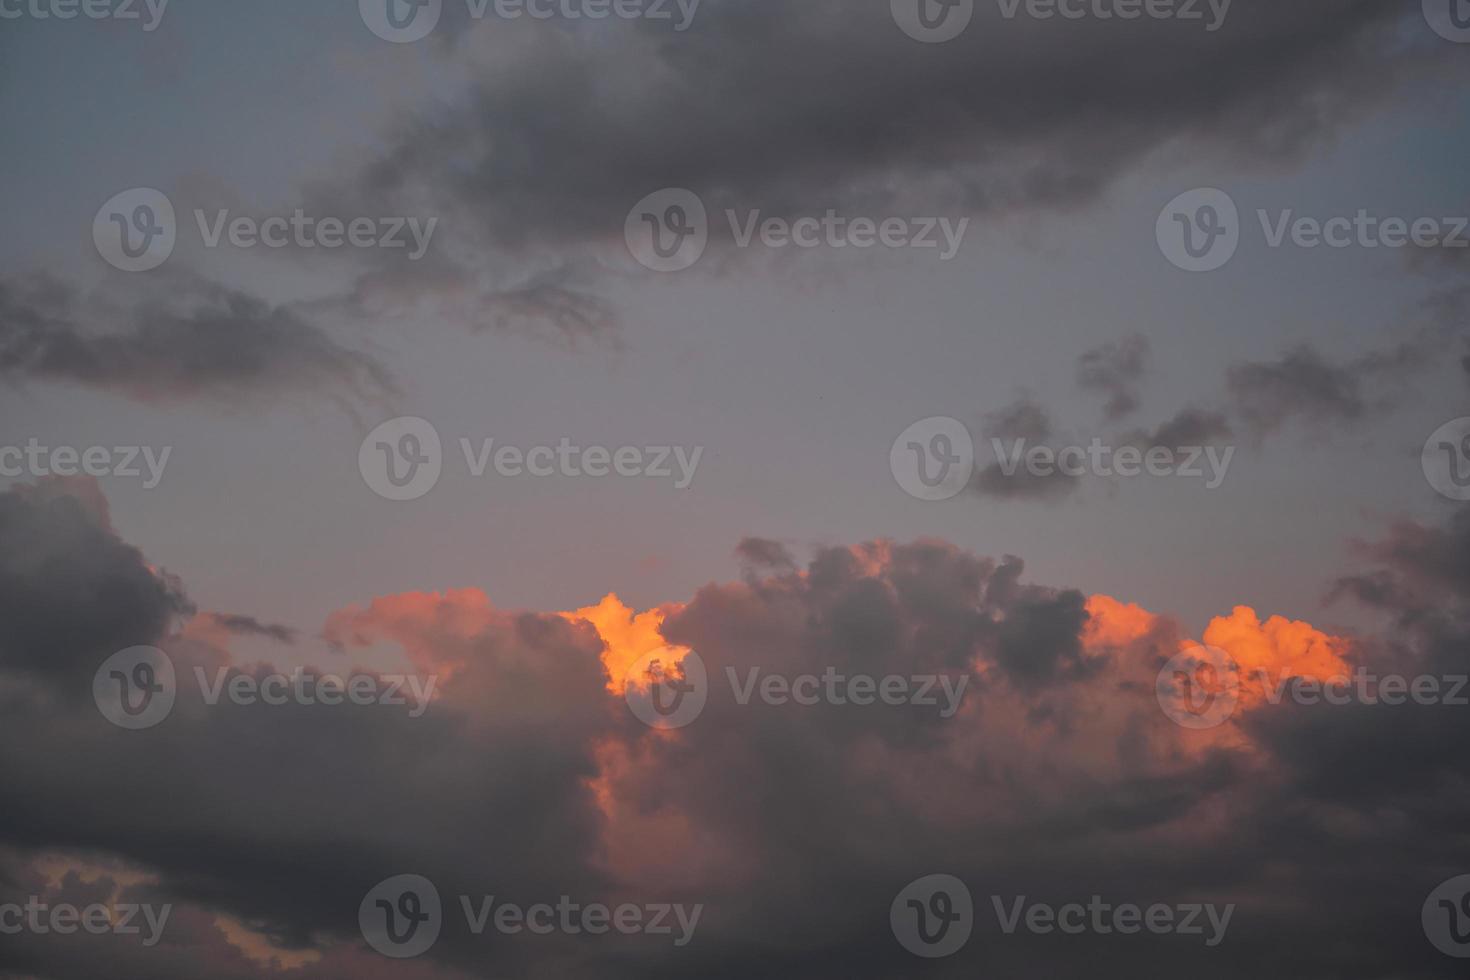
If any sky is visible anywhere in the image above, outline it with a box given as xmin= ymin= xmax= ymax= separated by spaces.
xmin=3 ymin=0 xmax=1470 ymax=977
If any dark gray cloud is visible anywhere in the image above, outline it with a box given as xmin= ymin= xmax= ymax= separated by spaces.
xmin=207 ymin=614 xmax=299 ymax=645
xmin=1124 ymin=406 xmax=1235 ymax=450
xmin=972 ymin=395 xmax=1082 ymax=501
xmin=0 ymin=478 xmax=191 ymax=688
xmin=313 ymin=0 xmax=1461 ymax=334
xmin=1222 ymin=323 xmax=1455 ymax=438
xmin=1 ymin=481 xmax=1469 ymax=977
xmin=353 ymin=0 xmax=1446 ymax=242
xmin=0 ymin=480 xmax=618 ymax=979
xmin=0 ymin=272 xmax=394 ymax=409
xmin=1226 ymin=344 xmax=1374 ymax=435
xmin=1333 ymin=509 xmax=1470 ymax=609
xmin=1220 ymin=241 xmax=1470 ymax=439
xmin=1078 ymin=334 xmax=1150 ymax=421
xmin=478 ymin=274 xmax=620 ymax=348
xmin=735 ymin=537 xmax=798 ymax=577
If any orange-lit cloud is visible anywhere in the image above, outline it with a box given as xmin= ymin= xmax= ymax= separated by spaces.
xmin=1084 ymin=594 xmax=1164 ymax=650
xmin=323 ymin=588 xmax=501 ymax=681
xmin=561 ymin=593 xmax=689 ymax=693
xmin=1203 ymin=605 xmax=1352 ymax=705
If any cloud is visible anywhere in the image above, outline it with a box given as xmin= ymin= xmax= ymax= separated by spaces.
xmin=1123 ymin=406 xmax=1235 ymax=450
xmin=0 ymin=477 xmax=191 ymax=688
xmin=311 ymin=0 xmax=1462 ymax=336
xmin=356 ymin=1 xmax=1448 ymax=240
xmin=1333 ymin=509 xmax=1470 ymax=611
xmin=1078 ymin=334 xmax=1149 ymax=421
xmin=1222 ymin=320 xmax=1458 ymax=440
xmin=0 ymin=272 xmax=395 ymax=409
xmin=1225 ymin=344 xmax=1374 ymax=436
xmin=200 ymin=614 xmax=299 ymax=645
xmin=2 ymin=481 xmax=1469 ymax=977
xmin=972 ymin=395 xmax=1083 ymax=501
